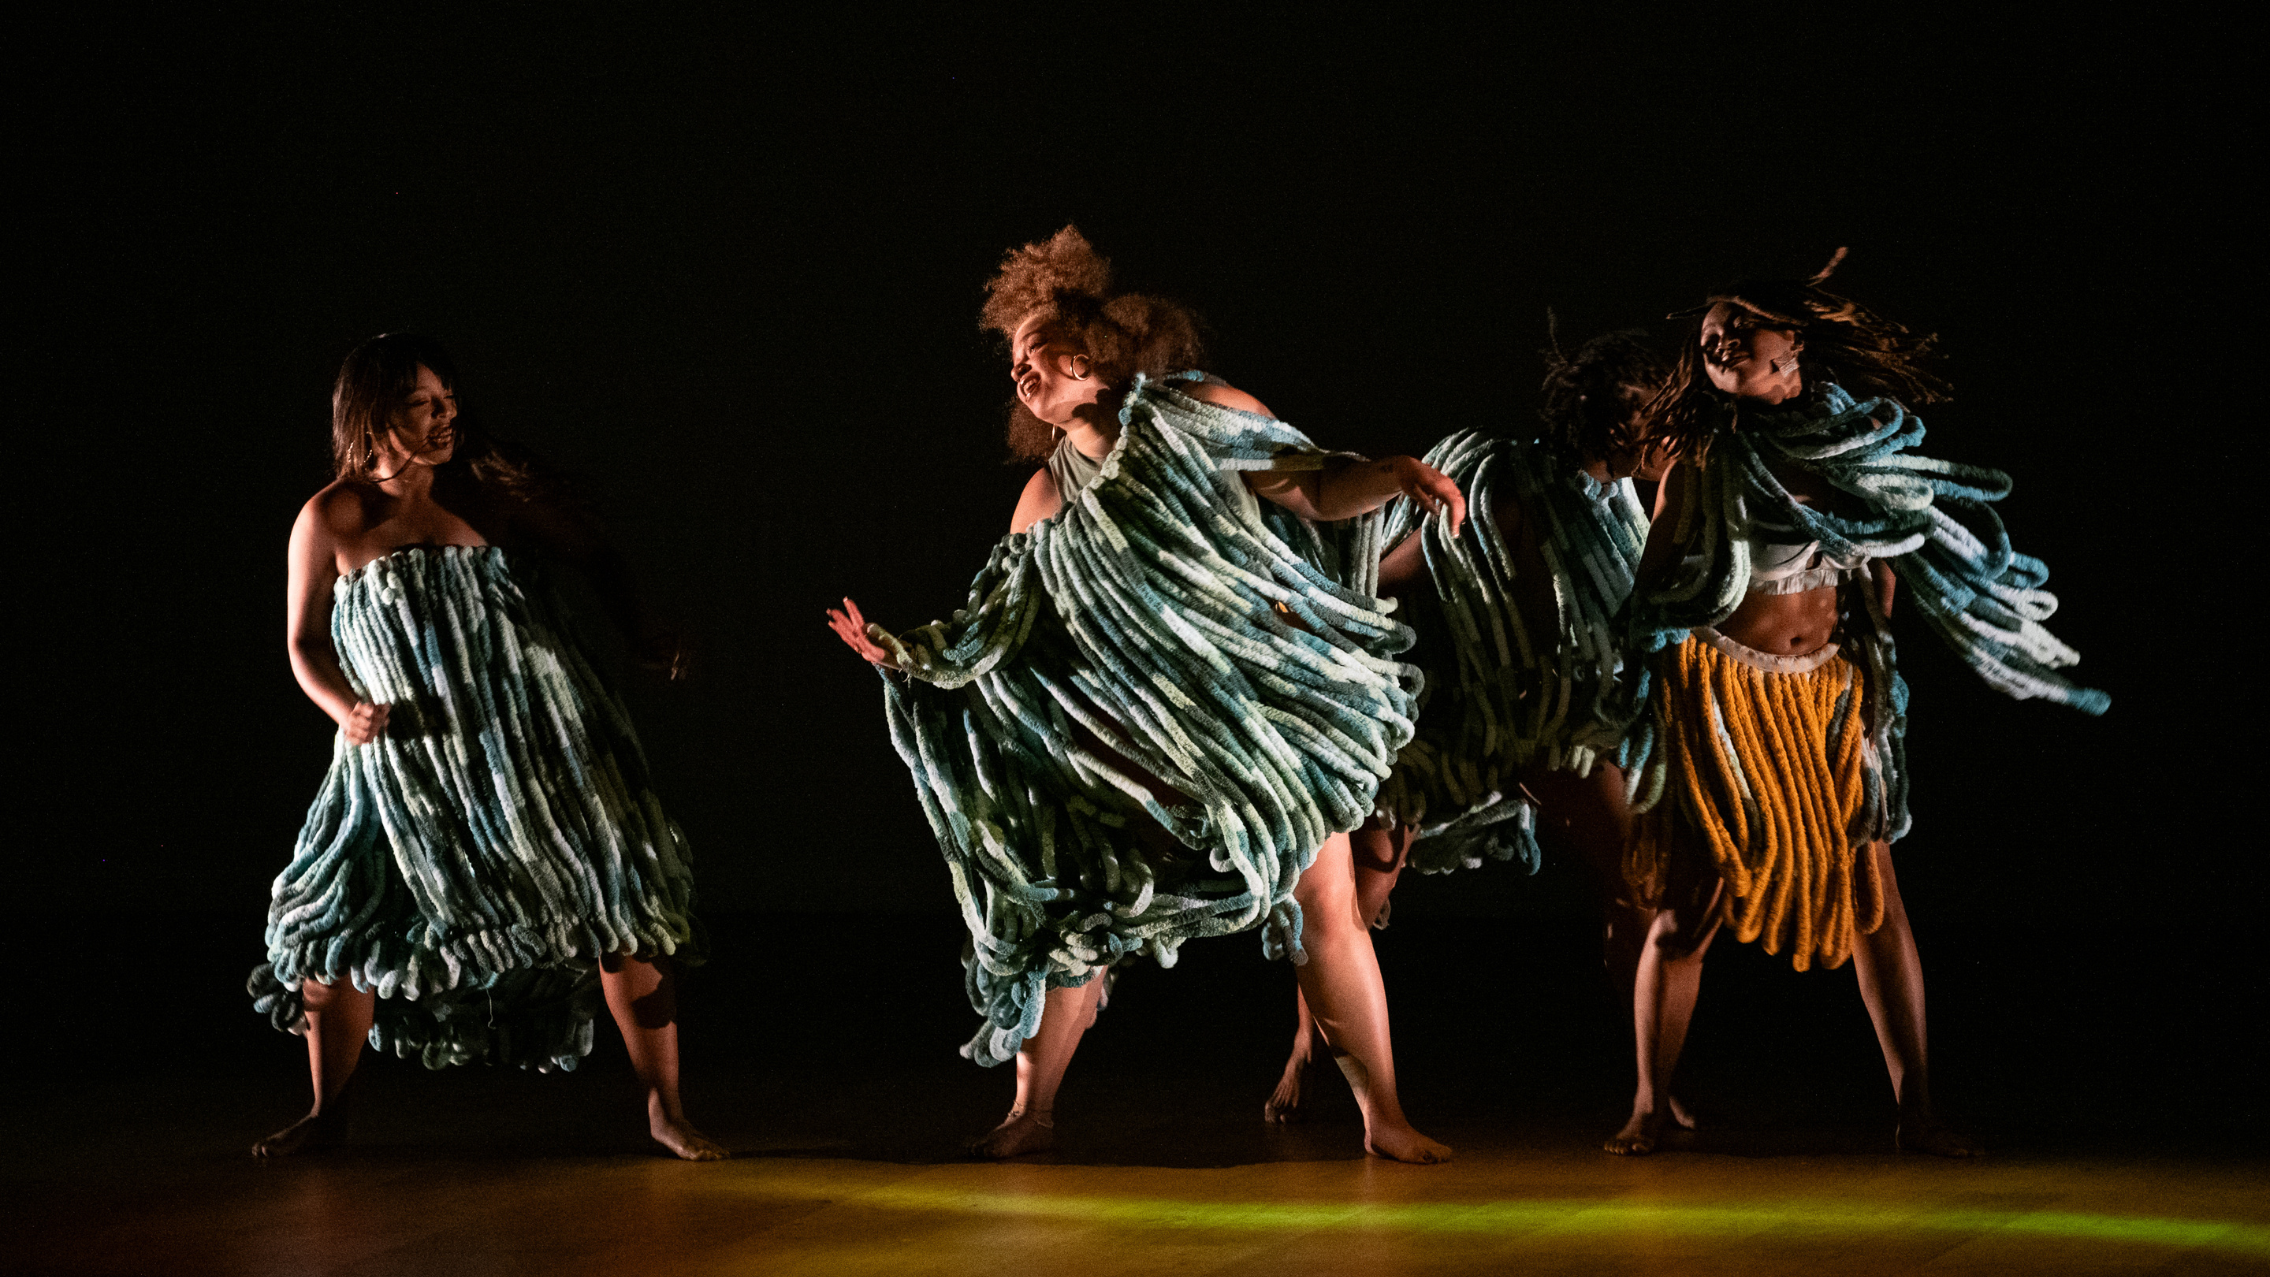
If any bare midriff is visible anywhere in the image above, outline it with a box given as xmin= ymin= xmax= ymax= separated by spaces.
xmin=1713 ymin=583 xmax=1841 ymax=657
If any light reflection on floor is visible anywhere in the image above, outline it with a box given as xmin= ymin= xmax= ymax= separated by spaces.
xmin=750 ymin=1170 xmax=2270 ymax=1254
xmin=14 ymin=1140 xmax=2264 ymax=1276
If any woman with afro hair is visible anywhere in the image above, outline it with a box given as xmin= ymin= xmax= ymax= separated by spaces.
xmin=1606 ymin=252 xmax=2107 ymax=1156
xmin=827 ymin=227 xmax=1464 ymax=1162
xmin=1266 ymin=328 xmax=1693 ymax=1130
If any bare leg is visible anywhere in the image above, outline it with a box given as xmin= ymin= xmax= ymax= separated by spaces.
xmin=599 ymin=954 xmax=726 ymax=1161
xmin=1850 ymin=841 xmax=1982 ymax=1157
xmin=1269 ymin=822 xmax=1408 ymax=1123
xmin=970 ymin=974 xmax=1106 ymax=1158
xmin=1294 ymin=831 xmax=1451 ymax=1163
xmin=253 ymin=975 xmax=374 ymax=1158
xmin=1534 ymin=763 xmax=1698 ymax=1132
xmin=1606 ymin=881 xmax=1721 ymax=1155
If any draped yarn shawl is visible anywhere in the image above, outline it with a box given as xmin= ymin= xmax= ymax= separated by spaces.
xmin=249 ymin=546 xmax=700 ymax=1071
xmin=1373 ymin=431 xmax=1650 ymax=874
xmin=1625 ymin=382 xmax=2109 ymax=841
xmin=871 ymin=373 xmax=1419 ymax=1066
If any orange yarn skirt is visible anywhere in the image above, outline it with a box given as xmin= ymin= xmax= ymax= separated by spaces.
xmin=1628 ymin=630 xmax=1886 ymax=971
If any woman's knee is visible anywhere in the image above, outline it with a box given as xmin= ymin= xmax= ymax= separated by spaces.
xmin=1647 ymin=904 xmax=1719 ymax=962
xmin=1349 ymin=821 xmax=1405 ymax=874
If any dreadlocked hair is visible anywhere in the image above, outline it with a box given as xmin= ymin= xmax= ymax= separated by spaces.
xmin=980 ymin=226 xmax=1208 ymax=461
xmin=1537 ymin=319 xmax=1672 ymax=462
xmin=1639 ymin=248 xmax=1951 ymax=465
xmin=330 ymin=332 xmax=582 ymax=513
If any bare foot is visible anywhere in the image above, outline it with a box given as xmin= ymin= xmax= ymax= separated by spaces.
xmin=968 ymin=1109 xmax=1056 ymax=1159
xmin=1897 ymin=1111 xmax=1983 ymax=1158
xmin=1265 ymin=1051 xmax=1317 ymax=1123
xmin=1603 ymin=1108 xmax=1664 ymax=1156
xmin=1364 ymin=1119 xmax=1453 ymax=1164
xmin=651 ymin=1114 xmax=729 ymax=1161
xmin=1669 ymin=1094 xmax=1700 ymax=1131
xmin=252 ymin=1108 xmax=349 ymax=1159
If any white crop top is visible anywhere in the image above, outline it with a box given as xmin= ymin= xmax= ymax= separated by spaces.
xmin=1747 ymin=530 xmax=1867 ymax=596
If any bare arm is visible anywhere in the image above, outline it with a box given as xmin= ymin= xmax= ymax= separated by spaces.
xmin=1876 ymin=560 xmax=1897 ymax=620
xmin=287 ymin=497 xmax=389 ymax=743
xmin=1181 ymin=380 xmax=1467 ymax=535
xmin=1375 ymin=529 xmax=1429 ymax=598
xmin=1245 ymin=455 xmax=1466 ymax=535
xmin=1633 ymin=459 xmax=1696 ymax=589
xmin=1010 ymin=466 xmax=1064 ymax=535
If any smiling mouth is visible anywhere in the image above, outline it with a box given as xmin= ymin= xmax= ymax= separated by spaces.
xmin=1017 ymin=374 xmax=1040 ymax=399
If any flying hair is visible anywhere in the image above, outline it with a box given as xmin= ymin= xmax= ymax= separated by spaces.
xmin=1639 ymin=248 xmax=1950 ymax=464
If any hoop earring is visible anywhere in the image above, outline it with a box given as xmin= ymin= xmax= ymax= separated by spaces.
xmin=1070 ymin=354 xmax=1092 ymax=382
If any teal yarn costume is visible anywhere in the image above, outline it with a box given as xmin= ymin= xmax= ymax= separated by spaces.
xmin=871 ymin=373 xmax=1419 ymax=1066
xmin=1625 ymin=382 xmax=2109 ymax=840
xmin=1372 ymin=430 xmax=1650 ymax=875
xmin=249 ymin=546 xmax=701 ymax=1071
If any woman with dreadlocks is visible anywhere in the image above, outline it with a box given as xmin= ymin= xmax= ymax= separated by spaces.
xmin=252 ymin=333 xmax=721 ymax=1161
xmin=1266 ymin=329 xmax=1693 ymax=1129
xmin=826 ymin=226 xmax=1464 ymax=1162
xmin=1605 ymin=252 xmax=2108 ymax=1156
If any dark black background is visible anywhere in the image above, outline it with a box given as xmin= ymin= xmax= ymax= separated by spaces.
xmin=15 ymin=7 xmax=2255 ymax=1145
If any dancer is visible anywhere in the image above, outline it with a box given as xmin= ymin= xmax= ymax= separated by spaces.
xmin=251 ymin=333 xmax=723 ymax=1161
xmin=1606 ymin=253 xmax=2108 ymax=1156
xmin=826 ymin=227 xmax=1463 ymax=1162
xmin=1268 ymin=329 xmax=1689 ymax=1126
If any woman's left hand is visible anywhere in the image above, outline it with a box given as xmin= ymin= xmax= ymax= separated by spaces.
xmin=1394 ymin=456 xmax=1466 ymax=537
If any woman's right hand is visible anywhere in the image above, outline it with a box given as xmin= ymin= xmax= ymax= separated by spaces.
xmin=826 ymin=597 xmax=893 ymax=666
xmin=340 ymin=701 xmax=391 ymax=745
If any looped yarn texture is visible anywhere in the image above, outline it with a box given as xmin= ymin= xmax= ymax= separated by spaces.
xmin=249 ymin=546 xmax=701 ymax=1071
xmin=871 ymin=372 xmax=1419 ymax=1066
xmin=1373 ymin=431 xmax=1650 ymax=874
xmin=1629 ymin=636 xmax=1888 ymax=971
xmin=1621 ymin=381 xmax=2107 ymax=858
xmin=1629 ymin=382 xmax=2108 ymax=714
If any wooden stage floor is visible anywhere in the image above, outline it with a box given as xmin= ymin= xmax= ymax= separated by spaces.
xmin=7 ymin=911 xmax=2260 ymax=1275
xmin=6 ymin=1057 xmax=2265 ymax=1276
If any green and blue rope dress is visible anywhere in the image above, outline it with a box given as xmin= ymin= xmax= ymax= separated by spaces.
xmin=870 ymin=373 xmax=1419 ymax=1066
xmin=1372 ymin=431 xmax=1652 ymax=875
xmin=1623 ymin=382 xmax=2110 ymax=842
xmin=249 ymin=546 xmax=701 ymax=1071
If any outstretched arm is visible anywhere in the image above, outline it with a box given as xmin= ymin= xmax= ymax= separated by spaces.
xmin=1182 ymin=380 xmax=1467 ymax=535
xmin=1251 ymin=454 xmax=1467 ymax=535
xmin=287 ymin=497 xmax=389 ymax=743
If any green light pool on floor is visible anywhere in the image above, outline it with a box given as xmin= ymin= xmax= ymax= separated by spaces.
xmin=802 ymin=1184 xmax=2270 ymax=1257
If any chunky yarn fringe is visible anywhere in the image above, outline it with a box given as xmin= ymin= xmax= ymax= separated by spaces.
xmin=1628 ymin=382 xmax=2108 ymax=716
xmin=873 ymin=373 xmax=1418 ymax=1065
xmin=249 ymin=546 xmax=700 ymax=1071
xmin=1373 ymin=431 xmax=1649 ymax=874
xmin=1629 ymin=637 xmax=1888 ymax=971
